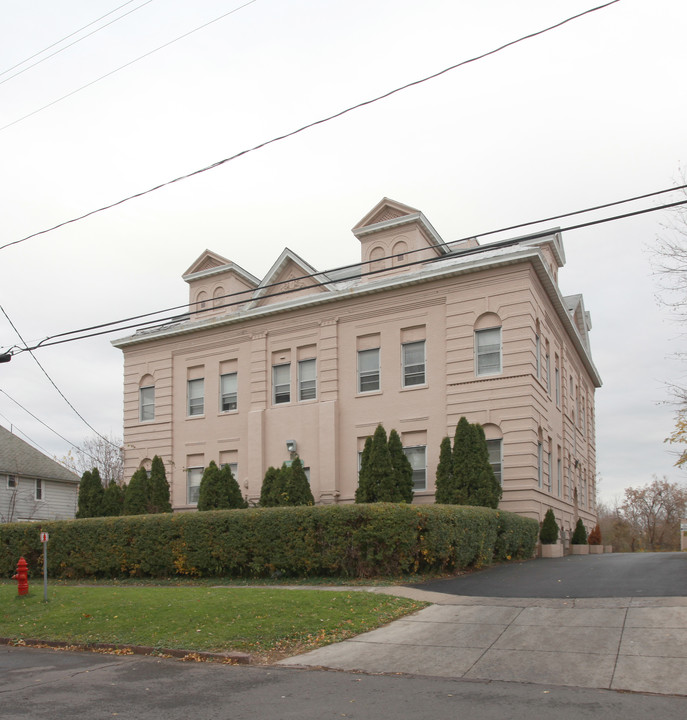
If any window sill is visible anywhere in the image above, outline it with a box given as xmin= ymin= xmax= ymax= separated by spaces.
xmin=400 ymin=384 xmax=427 ymax=392
xmin=186 ymin=414 xmax=206 ymax=420
xmin=356 ymin=390 xmax=382 ymax=398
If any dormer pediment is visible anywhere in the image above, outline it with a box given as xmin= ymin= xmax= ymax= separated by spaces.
xmin=252 ymin=248 xmax=330 ymax=309
xmin=353 ymin=198 xmax=422 ymax=230
xmin=183 ymin=250 xmax=233 ymax=279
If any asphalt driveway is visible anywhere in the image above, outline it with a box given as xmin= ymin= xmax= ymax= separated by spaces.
xmin=411 ymin=551 xmax=687 ymax=598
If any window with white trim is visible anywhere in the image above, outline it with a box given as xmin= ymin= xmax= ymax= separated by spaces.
xmin=403 ymin=445 xmax=426 ymax=491
xmin=537 ymin=442 xmax=543 ymax=488
xmin=187 ymin=467 xmax=203 ymax=504
xmin=475 ymin=327 xmax=502 ymax=376
xmin=298 ymin=358 xmax=317 ymax=401
xmin=35 ymin=478 xmax=43 ymax=501
xmin=273 ymin=363 xmax=291 ymax=404
xmin=187 ymin=378 xmax=204 ymax=416
xmin=402 ymin=341 xmax=425 ymax=387
xmin=7 ymin=474 xmax=17 ymax=489
xmin=139 ymin=386 xmax=155 ymax=422
xmin=220 ymin=373 xmax=238 ymax=412
xmin=358 ymin=348 xmax=380 ymax=393
xmin=535 ymin=333 xmax=541 ymax=378
xmin=486 ymin=439 xmax=503 ymax=484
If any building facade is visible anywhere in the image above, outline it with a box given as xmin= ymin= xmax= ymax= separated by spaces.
xmin=0 ymin=424 xmax=79 ymax=522
xmin=113 ymin=198 xmax=601 ymax=537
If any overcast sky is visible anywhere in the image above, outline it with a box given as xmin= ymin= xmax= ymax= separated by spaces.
xmin=1 ymin=0 xmax=686 ymax=504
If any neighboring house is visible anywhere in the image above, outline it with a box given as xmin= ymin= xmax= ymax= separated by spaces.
xmin=113 ymin=198 xmax=601 ymax=535
xmin=0 ymin=424 xmax=79 ymax=522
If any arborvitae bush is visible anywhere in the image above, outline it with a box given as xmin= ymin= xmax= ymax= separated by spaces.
xmin=354 ymin=436 xmax=374 ymax=503
xmin=221 ymin=464 xmax=248 ymax=509
xmin=437 ymin=418 xmax=501 ymax=509
xmin=147 ymin=455 xmax=172 ymax=513
xmin=123 ymin=468 xmax=149 ymax=515
xmin=259 ymin=466 xmax=281 ymax=507
xmin=539 ymin=508 xmax=559 ymax=544
xmin=387 ymin=429 xmax=414 ymax=503
xmin=283 ymin=457 xmax=314 ymax=506
xmin=197 ymin=461 xmax=228 ymax=511
xmin=101 ymin=481 xmax=124 ymax=517
xmin=588 ymin=523 xmax=602 ymax=545
xmin=571 ymin=518 xmax=588 ymax=544
xmin=76 ymin=469 xmax=104 ymax=518
xmin=434 ymin=436 xmax=454 ymax=504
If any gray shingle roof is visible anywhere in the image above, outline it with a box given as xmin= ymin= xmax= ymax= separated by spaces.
xmin=0 ymin=425 xmax=80 ymax=484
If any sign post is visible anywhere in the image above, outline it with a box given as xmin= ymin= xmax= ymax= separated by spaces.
xmin=40 ymin=532 xmax=49 ymax=602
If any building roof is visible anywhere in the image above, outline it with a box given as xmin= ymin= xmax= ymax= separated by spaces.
xmin=0 ymin=425 xmax=80 ymax=484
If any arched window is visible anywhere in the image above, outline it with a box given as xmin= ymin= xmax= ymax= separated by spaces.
xmin=196 ymin=290 xmax=208 ymax=310
xmin=474 ymin=313 xmax=502 ymax=376
xmin=369 ymin=246 xmax=386 ymax=272
xmin=139 ymin=374 xmax=155 ymax=422
xmin=213 ymin=287 xmax=224 ymax=308
xmin=392 ymin=238 xmax=408 ymax=265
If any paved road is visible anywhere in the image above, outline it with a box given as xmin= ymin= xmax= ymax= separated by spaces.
xmin=411 ymin=551 xmax=687 ymax=597
xmin=2 ymin=645 xmax=686 ymax=720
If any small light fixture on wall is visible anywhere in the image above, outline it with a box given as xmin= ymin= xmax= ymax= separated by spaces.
xmin=286 ymin=440 xmax=297 ymax=454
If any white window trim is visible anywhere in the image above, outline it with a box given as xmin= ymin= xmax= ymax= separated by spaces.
xmin=187 ymin=378 xmax=205 ymax=417
xmin=475 ymin=327 xmax=502 ymax=376
xmin=401 ymin=340 xmax=426 ymax=388
xmin=7 ymin=474 xmax=17 ymax=489
xmin=357 ymin=348 xmax=380 ymax=393
xmin=220 ymin=372 xmax=238 ymax=413
xmin=403 ymin=445 xmax=427 ymax=492
xmin=298 ymin=358 xmax=317 ymax=401
xmin=273 ymin=363 xmax=291 ymax=404
xmin=537 ymin=442 xmax=543 ymax=488
xmin=486 ymin=438 xmax=503 ymax=485
xmin=139 ymin=385 xmax=155 ymax=422
xmin=187 ymin=466 xmax=204 ymax=505
xmin=35 ymin=478 xmax=43 ymax=502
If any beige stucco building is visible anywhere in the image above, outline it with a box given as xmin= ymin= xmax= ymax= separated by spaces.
xmin=113 ymin=198 xmax=601 ymax=538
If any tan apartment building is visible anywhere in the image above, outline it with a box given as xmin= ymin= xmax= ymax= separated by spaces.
xmin=113 ymin=198 xmax=601 ymax=538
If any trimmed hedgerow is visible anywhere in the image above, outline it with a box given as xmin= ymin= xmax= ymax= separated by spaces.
xmin=0 ymin=504 xmax=537 ymax=580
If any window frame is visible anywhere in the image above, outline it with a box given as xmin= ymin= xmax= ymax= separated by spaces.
xmin=403 ymin=445 xmax=427 ymax=492
xmin=35 ymin=478 xmax=43 ymax=502
xmin=537 ymin=442 xmax=543 ymax=489
xmin=475 ymin=327 xmax=502 ymax=376
xmin=298 ymin=358 xmax=317 ymax=401
xmin=139 ymin=385 xmax=155 ymax=422
xmin=401 ymin=340 xmax=426 ymax=388
xmin=186 ymin=466 xmax=204 ymax=505
xmin=187 ymin=378 xmax=205 ymax=417
xmin=357 ymin=347 xmax=380 ymax=393
xmin=272 ymin=363 xmax=291 ymax=405
xmin=7 ymin=474 xmax=17 ymax=490
xmin=486 ymin=439 xmax=503 ymax=485
xmin=220 ymin=372 xmax=238 ymax=413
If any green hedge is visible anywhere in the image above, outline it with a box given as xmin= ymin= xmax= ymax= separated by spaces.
xmin=0 ymin=504 xmax=537 ymax=580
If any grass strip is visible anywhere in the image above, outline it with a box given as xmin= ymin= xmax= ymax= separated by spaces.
xmin=0 ymin=585 xmax=426 ymax=662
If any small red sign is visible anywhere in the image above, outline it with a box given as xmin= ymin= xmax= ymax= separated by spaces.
xmin=40 ymin=532 xmax=49 ymax=543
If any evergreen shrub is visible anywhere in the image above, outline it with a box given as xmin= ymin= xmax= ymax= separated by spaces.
xmin=0 ymin=505 xmax=538 ymax=580
xmin=539 ymin=508 xmax=559 ymax=544
xmin=571 ymin=518 xmax=588 ymax=545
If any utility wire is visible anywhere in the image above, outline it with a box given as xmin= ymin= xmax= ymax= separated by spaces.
xmin=0 ymin=0 xmax=156 ymax=86
xmin=0 ymin=388 xmax=101 ymax=466
xmin=0 ymin=304 xmax=119 ymax=448
xmin=0 ymin=406 xmax=65 ymax=463
xmin=6 ymin=191 xmax=686 ymax=356
xmin=0 ymin=0 xmax=258 ymax=132
xmin=0 ymin=0 xmax=621 ymax=252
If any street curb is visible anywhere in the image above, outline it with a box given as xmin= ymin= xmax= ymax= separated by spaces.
xmin=0 ymin=636 xmax=251 ymax=664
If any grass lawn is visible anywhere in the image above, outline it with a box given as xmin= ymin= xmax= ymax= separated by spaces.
xmin=0 ymin=584 xmax=427 ymax=663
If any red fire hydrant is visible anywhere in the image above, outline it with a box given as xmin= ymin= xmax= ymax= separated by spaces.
xmin=12 ymin=557 xmax=29 ymax=596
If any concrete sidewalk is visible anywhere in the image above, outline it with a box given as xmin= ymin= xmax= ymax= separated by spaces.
xmin=278 ymin=587 xmax=687 ymax=696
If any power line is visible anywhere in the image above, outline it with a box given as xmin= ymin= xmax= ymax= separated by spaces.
xmin=0 ymin=0 xmax=621 ymax=253
xmin=6 ymin=190 xmax=686 ymax=356
xmin=0 ymin=304 xmax=119 ymax=449
xmin=0 ymin=0 xmax=156 ymax=86
xmin=0 ymin=0 xmax=259 ymax=132
xmin=0 ymin=407 xmax=58 ymax=461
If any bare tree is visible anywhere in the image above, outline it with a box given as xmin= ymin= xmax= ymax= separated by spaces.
xmin=620 ymin=476 xmax=687 ymax=551
xmin=0 ymin=485 xmax=41 ymax=523
xmin=60 ymin=434 xmax=124 ymax=487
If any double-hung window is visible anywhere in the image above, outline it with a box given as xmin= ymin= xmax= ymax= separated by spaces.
xmin=7 ymin=474 xmax=17 ymax=489
xmin=220 ymin=373 xmax=238 ymax=412
xmin=403 ymin=446 xmax=426 ymax=491
xmin=475 ymin=327 xmax=502 ymax=376
xmin=298 ymin=358 xmax=316 ymax=401
xmin=486 ymin=439 xmax=503 ymax=484
xmin=140 ymin=386 xmax=155 ymax=422
xmin=187 ymin=467 xmax=203 ymax=504
xmin=187 ymin=378 xmax=204 ymax=416
xmin=402 ymin=341 xmax=425 ymax=387
xmin=35 ymin=479 xmax=43 ymax=501
xmin=273 ymin=363 xmax=291 ymax=404
xmin=358 ymin=348 xmax=380 ymax=393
